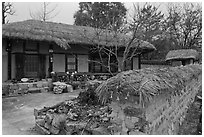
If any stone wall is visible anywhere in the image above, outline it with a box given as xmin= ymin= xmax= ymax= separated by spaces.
xmin=2 ymin=79 xmax=53 ymax=96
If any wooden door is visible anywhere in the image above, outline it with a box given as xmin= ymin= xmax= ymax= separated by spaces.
xmin=24 ymin=54 xmax=39 ymax=78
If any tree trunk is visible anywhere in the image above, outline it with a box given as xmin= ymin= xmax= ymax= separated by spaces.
xmin=2 ymin=2 xmax=5 ymax=24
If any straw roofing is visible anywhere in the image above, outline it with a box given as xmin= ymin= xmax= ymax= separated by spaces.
xmin=95 ymin=64 xmax=201 ymax=106
xmin=165 ymin=49 xmax=199 ymax=61
xmin=2 ymin=20 xmax=156 ymax=52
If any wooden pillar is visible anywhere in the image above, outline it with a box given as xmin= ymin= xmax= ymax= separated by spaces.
xmin=6 ymin=40 xmax=12 ymax=80
xmin=138 ymin=54 xmax=141 ymax=69
xmin=48 ymin=44 xmax=53 ymax=77
xmin=75 ymin=54 xmax=78 ymax=72
xmin=65 ymin=54 xmax=67 ymax=72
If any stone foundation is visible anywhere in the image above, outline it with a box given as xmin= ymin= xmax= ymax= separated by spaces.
xmin=2 ymin=80 xmax=53 ymax=96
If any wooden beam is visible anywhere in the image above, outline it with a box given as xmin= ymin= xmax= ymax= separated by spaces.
xmin=48 ymin=44 xmax=53 ymax=77
xmin=138 ymin=54 xmax=141 ymax=69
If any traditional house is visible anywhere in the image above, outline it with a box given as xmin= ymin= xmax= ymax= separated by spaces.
xmin=165 ymin=49 xmax=199 ymax=67
xmin=2 ymin=20 xmax=155 ymax=82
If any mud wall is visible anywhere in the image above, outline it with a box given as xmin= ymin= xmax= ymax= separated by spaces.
xmin=108 ymin=65 xmax=202 ymax=135
xmin=145 ymin=74 xmax=201 ymax=134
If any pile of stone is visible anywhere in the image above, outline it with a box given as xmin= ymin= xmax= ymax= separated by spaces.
xmin=53 ymin=82 xmax=73 ymax=94
xmin=34 ymin=99 xmax=112 ymax=135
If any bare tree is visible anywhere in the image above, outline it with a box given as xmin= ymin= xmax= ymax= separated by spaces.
xmin=80 ymin=4 xmax=151 ymax=75
xmin=29 ymin=2 xmax=59 ymax=22
xmin=2 ymin=2 xmax=15 ymax=24
xmin=166 ymin=3 xmax=202 ymax=49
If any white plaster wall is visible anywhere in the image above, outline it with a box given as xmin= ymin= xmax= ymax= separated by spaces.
xmin=78 ymin=55 xmax=89 ymax=72
xmin=172 ymin=61 xmax=182 ymax=67
xmin=53 ymin=54 xmax=65 ymax=72
xmin=133 ymin=57 xmax=139 ymax=70
xmin=11 ymin=54 xmax=16 ymax=79
xmin=2 ymin=40 xmax=8 ymax=82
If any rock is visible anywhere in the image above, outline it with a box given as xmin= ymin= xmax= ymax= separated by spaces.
xmin=129 ymin=130 xmax=146 ymax=135
xmin=131 ymin=117 xmax=139 ymax=123
xmin=51 ymin=114 xmax=67 ymax=130
xmin=67 ymin=84 xmax=73 ymax=92
xmin=53 ymin=81 xmax=67 ymax=86
xmin=36 ymin=119 xmax=45 ymax=127
xmin=44 ymin=122 xmax=51 ymax=129
xmin=44 ymin=113 xmax=54 ymax=125
xmin=2 ymin=83 xmax=9 ymax=95
xmin=125 ymin=117 xmax=135 ymax=129
xmin=36 ymin=82 xmax=43 ymax=88
xmin=92 ymin=126 xmax=109 ymax=135
xmin=53 ymin=86 xmax=64 ymax=94
xmin=102 ymin=117 xmax=109 ymax=121
xmin=35 ymin=123 xmax=51 ymax=135
xmin=50 ymin=126 xmax=60 ymax=134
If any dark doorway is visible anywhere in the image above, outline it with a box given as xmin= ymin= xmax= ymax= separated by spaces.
xmin=15 ymin=54 xmax=46 ymax=80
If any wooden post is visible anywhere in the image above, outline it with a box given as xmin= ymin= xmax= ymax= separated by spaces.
xmin=138 ymin=54 xmax=141 ymax=69
xmin=6 ymin=40 xmax=12 ymax=80
xmin=48 ymin=44 xmax=53 ymax=77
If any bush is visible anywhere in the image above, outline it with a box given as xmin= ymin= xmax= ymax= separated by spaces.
xmin=77 ymin=85 xmax=101 ymax=105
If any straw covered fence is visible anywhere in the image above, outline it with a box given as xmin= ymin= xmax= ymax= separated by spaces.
xmin=95 ymin=64 xmax=202 ymax=134
xmin=96 ymin=64 xmax=201 ymax=105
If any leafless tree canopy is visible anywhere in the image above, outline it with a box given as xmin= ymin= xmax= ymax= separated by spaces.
xmin=79 ymin=2 xmax=202 ymax=74
xmin=166 ymin=3 xmax=202 ymax=49
xmin=29 ymin=2 xmax=59 ymax=22
xmin=2 ymin=2 xmax=15 ymax=24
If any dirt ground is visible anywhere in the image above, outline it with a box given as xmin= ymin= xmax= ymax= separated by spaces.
xmin=2 ymin=91 xmax=81 ymax=135
xmin=2 ymin=89 xmax=202 ymax=135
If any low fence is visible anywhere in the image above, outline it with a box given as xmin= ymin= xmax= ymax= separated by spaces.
xmin=2 ymin=79 xmax=53 ymax=96
xmin=96 ymin=64 xmax=202 ymax=135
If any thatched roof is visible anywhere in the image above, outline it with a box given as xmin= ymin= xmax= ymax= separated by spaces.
xmin=165 ymin=49 xmax=199 ymax=61
xmin=2 ymin=20 xmax=156 ymax=52
xmin=95 ymin=64 xmax=201 ymax=106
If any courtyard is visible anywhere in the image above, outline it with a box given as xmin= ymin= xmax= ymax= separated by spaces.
xmin=2 ymin=91 xmax=80 ymax=135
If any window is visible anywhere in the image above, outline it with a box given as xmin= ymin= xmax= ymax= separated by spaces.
xmin=66 ymin=54 xmax=77 ymax=72
xmin=89 ymin=56 xmax=118 ymax=73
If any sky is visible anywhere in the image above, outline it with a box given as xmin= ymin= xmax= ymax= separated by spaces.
xmin=5 ymin=1 xmax=202 ymax=25
xmin=6 ymin=2 xmax=169 ymax=25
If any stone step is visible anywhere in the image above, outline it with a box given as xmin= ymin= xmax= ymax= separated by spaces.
xmin=28 ymin=88 xmax=42 ymax=93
